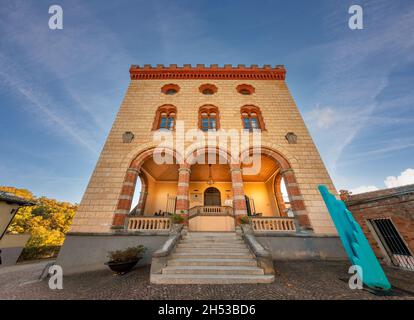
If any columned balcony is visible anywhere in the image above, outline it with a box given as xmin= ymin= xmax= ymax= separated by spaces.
xmin=189 ymin=205 xmax=233 ymax=217
xmin=250 ymin=217 xmax=296 ymax=232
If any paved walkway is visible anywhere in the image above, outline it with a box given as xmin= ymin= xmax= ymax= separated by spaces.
xmin=0 ymin=260 xmax=413 ymax=300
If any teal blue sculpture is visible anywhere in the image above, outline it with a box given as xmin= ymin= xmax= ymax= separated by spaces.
xmin=318 ymin=185 xmax=391 ymax=291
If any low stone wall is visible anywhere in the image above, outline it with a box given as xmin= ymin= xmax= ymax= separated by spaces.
xmin=0 ymin=233 xmax=30 ymax=267
xmin=56 ymin=232 xmax=169 ymax=275
xmin=255 ymin=233 xmax=347 ymax=260
xmin=189 ymin=216 xmax=235 ymax=232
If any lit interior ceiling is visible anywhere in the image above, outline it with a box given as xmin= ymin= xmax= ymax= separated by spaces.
xmin=141 ymin=154 xmax=280 ymax=182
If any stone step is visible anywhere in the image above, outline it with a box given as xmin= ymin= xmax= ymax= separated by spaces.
xmin=174 ymin=248 xmax=251 ymax=254
xmin=171 ymin=252 xmax=254 ymax=259
xmin=179 ymin=239 xmax=244 ymax=243
xmin=184 ymin=235 xmax=242 ymax=240
xmin=168 ymin=258 xmax=258 ymax=267
xmin=162 ymin=266 xmax=264 ymax=275
xmin=185 ymin=232 xmax=241 ymax=238
xmin=184 ymin=237 xmax=241 ymax=241
xmin=151 ymin=274 xmax=274 ymax=284
xmin=186 ymin=232 xmax=238 ymax=237
xmin=177 ymin=243 xmax=247 ymax=249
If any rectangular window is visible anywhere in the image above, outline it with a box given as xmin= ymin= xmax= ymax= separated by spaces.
xmin=369 ymin=218 xmax=414 ymax=271
xmin=243 ymin=117 xmax=251 ymax=129
xmin=167 ymin=117 xmax=174 ymax=129
xmin=201 ymin=117 xmax=209 ymax=131
xmin=251 ymin=117 xmax=259 ymax=129
xmin=210 ymin=117 xmax=216 ymax=130
xmin=160 ymin=116 xmax=167 ymax=129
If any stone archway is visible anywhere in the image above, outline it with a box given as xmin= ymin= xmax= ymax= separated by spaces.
xmin=112 ymin=147 xmax=182 ymax=228
xmin=240 ymin=147 xmax=312 ymax=230
xmin=183 ymin=146 xmax=248 ymax=217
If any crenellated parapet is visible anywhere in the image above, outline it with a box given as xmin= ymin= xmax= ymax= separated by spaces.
xmin=129 ymin=64 xmax=286 ymax=80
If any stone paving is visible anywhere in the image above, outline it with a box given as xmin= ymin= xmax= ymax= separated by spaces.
xmin=0 ymin=260 xmax=413 ymax=300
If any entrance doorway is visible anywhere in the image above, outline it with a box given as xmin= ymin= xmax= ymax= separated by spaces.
xmin=204 ymin=187 xmax=221 ymax=206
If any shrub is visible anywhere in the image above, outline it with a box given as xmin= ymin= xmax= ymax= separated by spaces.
xmin=240 ymin=215 xmax=250 ymax=225
xmin=107 ymin=245 xmax=146 ymax=263
xmin=171 ymin=213 xmax=185 ymax=224
xmin=19 ymin=245 xmax=61 ymax=261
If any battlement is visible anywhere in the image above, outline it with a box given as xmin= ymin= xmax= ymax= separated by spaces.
xmin=129 ymin=64 xmax=286 ymax=80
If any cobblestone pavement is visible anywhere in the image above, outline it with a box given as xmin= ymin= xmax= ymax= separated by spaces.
xmin=1 ymin=260 xmax=413 ymax=300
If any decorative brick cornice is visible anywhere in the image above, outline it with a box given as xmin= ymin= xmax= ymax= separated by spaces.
xmin=129 ymin=64 xmax=286 ymax=80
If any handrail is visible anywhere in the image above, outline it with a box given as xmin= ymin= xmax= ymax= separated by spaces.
xmin=189 ymin=206 xmax=234 ymax=218
xmin=127 ymin=216 xmax=171 ymax=231
xmin=251 ymin=217 xmax=296 ymax=232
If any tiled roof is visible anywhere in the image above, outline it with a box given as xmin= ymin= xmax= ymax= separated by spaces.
xmin=0 ymin=191 xmax=36 ymax=206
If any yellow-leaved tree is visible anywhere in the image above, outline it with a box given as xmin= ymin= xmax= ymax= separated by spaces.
xmin=0 ymin=186 xmax=77 ymax=260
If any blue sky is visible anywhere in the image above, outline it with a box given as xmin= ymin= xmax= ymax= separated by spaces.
xmin=1 ymin=0 xmax=413 ymax=203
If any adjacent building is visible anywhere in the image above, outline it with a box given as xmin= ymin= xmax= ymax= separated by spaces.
xmin=342 ymin=184 xmax=414 ymax=271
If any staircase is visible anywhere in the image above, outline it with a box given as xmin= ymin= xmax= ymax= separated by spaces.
xmin=151 ymin=232 xmax=274 ymax=284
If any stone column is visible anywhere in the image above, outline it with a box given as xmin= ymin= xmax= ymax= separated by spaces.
xmin=274 ymin=173 xmax=287 ymax=217
xmin=112 ymin=167 xmax=140 ymax=228
xmin=230 ymin=165 xmax=247 ymax=220
xmin=281 ymin=168 xmax=313 ymax=231
xmin=132 ymin=190 xmax=148 ymax=215
xmin=175 ymin=165 xmax=190 ymax=219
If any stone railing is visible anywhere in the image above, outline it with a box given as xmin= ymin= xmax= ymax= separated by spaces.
xmin=127 ymin=217 xmax=171 ymax=231
xmin=251 ymin=217 xmax=296 ymax=232
xmin=189 ymin=206 xmax=233 ymax=218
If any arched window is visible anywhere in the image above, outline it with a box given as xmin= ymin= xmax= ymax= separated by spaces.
xmin=204 ymin=187 xmax=221 ymax=206
xmin=199 ymin=105 xmax=219 ymax=131
xmin=236 ymin=84 xmax=255 ymax=95
xmin=161 ymin=84 xmax=180 ymax=95
xmin=152 ymin=105 xmax=177 ymax=130
xmin=199 ymin=84 xmax=218 ymax=95
xmin=240 ymin=105 xmax=265 ymax=131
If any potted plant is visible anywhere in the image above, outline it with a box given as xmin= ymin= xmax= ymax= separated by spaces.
xmin=105 ymin=245 xmax=145 ymax=274
xmin=171 ymin=213 xmax=185 ymax=224
xmin=239 ymin=215 xmax=250 ymax=225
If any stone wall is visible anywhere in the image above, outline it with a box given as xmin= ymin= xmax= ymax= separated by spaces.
xmin=56 ymin=233 xmax=169 ymax=275
xmin=256 ymin=234 xmax=347 ymax=260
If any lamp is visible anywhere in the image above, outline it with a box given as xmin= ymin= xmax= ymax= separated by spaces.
xmin=207 ymin=164 xmax=214 ymax=185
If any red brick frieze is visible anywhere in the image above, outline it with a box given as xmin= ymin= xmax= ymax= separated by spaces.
xmin=130 ymin=64 xmax=286 ymax=80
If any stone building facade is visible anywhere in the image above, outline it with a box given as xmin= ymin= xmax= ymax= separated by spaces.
xmin=58 ymin=65 xmax=346 ymax=275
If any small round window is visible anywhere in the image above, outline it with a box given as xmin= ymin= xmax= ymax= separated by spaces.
xmin=202 ymin=89 xmax=214 ymax=95
xmin=166 ymin=89 xmax=177 ymax=95
xmin=199 ymin=84 xmax=218 ymax=95
xmin=161 ymin=84 xmax=180 ymax=95
xmin=236 ymin=84 xmax=255 ymax=95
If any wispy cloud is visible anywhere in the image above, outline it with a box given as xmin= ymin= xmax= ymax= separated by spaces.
xmin=384 ymin=168 xmax=414 ymax=188
xmin=0 ymin=52 xmax=100 ymax=155
xmin=303 ymin=1 xmax=414 ymax=186
xmin=351 ymin=168 xmax=414 ymax=194
xmin=0 ymin=0 xmax=135 ymax=155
